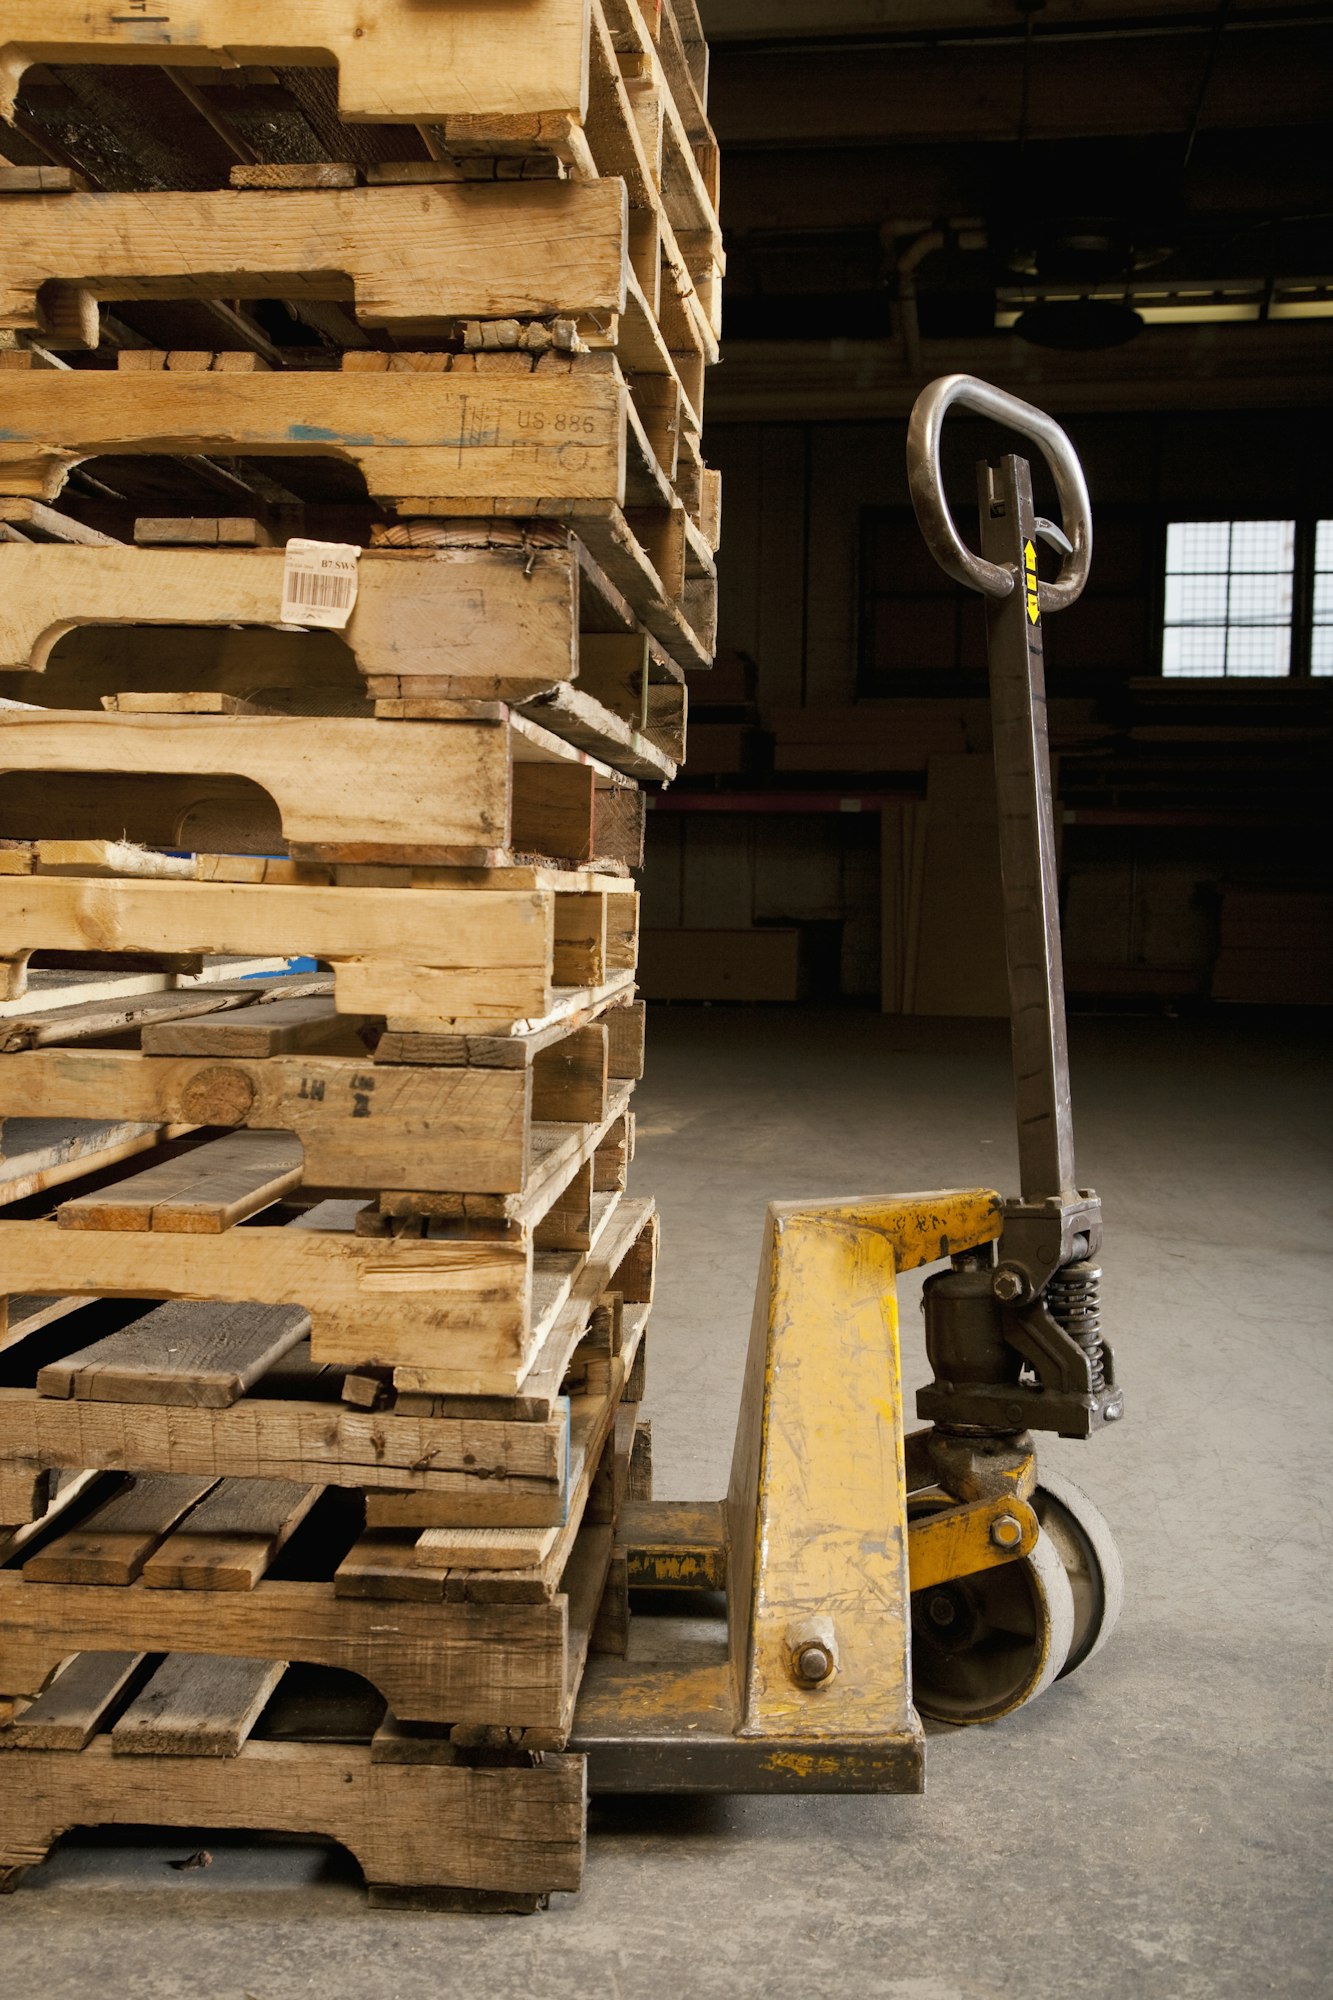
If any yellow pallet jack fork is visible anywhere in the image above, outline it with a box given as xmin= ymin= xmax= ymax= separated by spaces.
xmin=572 ymin=377 xmax=1125 ymax=1790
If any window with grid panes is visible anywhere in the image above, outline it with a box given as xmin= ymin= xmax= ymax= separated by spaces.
xmin=1161 ymin=519 xmax=1295 ymax=677
xmin=1313 ymin=520 xmax=1333 ymax=677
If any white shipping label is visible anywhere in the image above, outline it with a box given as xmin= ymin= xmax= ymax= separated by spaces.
xmin=280 ymin=538 xmax=362 ymax=629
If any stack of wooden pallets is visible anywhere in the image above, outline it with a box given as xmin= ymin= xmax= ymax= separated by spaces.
xmin=0 ymin=0 xmax=719 ymax=1911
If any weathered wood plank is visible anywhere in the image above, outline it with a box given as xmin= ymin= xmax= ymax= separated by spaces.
xmin=140 ymin=1479 xmax=320 ymax=1591
xmin=2 ymin=1651 xmax=145 ymax=1752
xmin=0 ymin=983 xmax=264 ymax=1054
xmin=56 ymin=1131 xmax=303 ymax=1233
xmin=37 ymin=1300 xmax=311 ymax=1409
xmin=23 ymin=1474 xmax=216 ymax=1585
xmin=0 ymin=1115 xmax=170 ymax=1209
xmin=140 ymin=993 xmax=352 ymax=1058
xmin=0 ymin=708 xmax=513 ymax=856
xmin=0 ymin=1381 xmax=565 ymax=1506
xmin=0 ymin=1576 xmax=571 ymax=1728
xmin=110 ymin=1653 xmax=287 ymax=1756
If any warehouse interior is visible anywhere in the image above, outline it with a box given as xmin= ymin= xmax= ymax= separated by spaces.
xmin=0 ymin=3 xmax=1329 ymax=1996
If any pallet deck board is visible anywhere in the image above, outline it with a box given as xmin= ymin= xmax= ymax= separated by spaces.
xmin=110 ymin=1652 xmax=288 ymax=1757
xmin=2 ymin=1650 xmax=146 ymax=1753
xmin=22 ymin=1472 xmax=217 ymax=1585
xmin=140 ymin=1476 xmax=322 ymax=1591
xmin=57 ymin=1130 xmax=304 ymax=1234
xmin=36 ymin=1299 xmax=311 ymax=1408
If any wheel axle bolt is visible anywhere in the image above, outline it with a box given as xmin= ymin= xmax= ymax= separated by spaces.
xmin=990 ymin=1513 xmax=1023 ymax=1550
xmin=794 ymin=1643 xmax=834 ymax=1686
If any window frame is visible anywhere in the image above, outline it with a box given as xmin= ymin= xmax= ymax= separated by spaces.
xmin=1157 ymin=512 xmax=1326 ymax=682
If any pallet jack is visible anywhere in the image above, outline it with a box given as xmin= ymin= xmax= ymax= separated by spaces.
xmin=571 ymin=376 xmax=1125 ymax=1788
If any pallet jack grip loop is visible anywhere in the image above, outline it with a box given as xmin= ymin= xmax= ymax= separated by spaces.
xmin=906 ymin=372 xmax=1093 ymax=615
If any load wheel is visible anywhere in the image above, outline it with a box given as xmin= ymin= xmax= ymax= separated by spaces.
xmin=908 ymin=1492 xmax=1075 ymax=1725
xmin=1031 ymin=1469 xmax=1124 ymax=1678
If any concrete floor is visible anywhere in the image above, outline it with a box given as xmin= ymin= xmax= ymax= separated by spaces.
xmin=5 ymin=1007 xmax=1330 ymax=1999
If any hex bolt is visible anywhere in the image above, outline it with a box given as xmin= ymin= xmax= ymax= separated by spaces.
xmin=785 ymin=1616 xmax=839 ymax=1688
xmin=794 ymin=1643 xmax=834 ymax=1686
xmin=993 ymin=1268 xmax=1025 ymax=1304
xmin=989 ymin=1513 xmax=1024 ymax=1551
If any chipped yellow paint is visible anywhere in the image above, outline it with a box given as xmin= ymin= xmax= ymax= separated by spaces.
xmin=727 ymin=1188 xmax=1000 ymax=1744
xmin=907 ymin=1492 xmax=1039 ymax=1594
xmin=625 ymin=1549 xmax=727 ymax=1589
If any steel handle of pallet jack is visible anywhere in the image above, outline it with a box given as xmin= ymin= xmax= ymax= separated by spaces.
xmin=906 ymin=373 xmax=1092 ymax=613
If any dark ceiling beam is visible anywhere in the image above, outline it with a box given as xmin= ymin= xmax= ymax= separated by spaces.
xmin=700 ymin=1 xmax=1322 ymax=43
xmin=709 ymin=25 xmax=1333 ymax=147
xmin=720 ymin=128 xmax=1333 ymax=233
xmin=707 ymin=322 xmax=1333 ymax=420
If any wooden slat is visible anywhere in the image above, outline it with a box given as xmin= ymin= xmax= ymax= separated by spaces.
xmin=0 ymin=1116 xmax=169 ymax=1209
xmin=23 ymin=1474 xmax=216 ymax=1584
xmin=36 ymin=1300 xmax=311 ymax=1409
xmin=56 ymin=1131 xmax=303 ymax=1234
xmin=605 ymin=999 xmax=646 ymax=1079
xmin=0 ymin=982 xmax=268 ymax=1054
xmin=3 ymin=1651 xmax=146 ymax=1752
xmin=141 ymin=1478 xmax=321 ymax=1591
xmin=2 ymin=1044 xmax=532 ymax=1195
xmin=140 ymin=993 xmax=353 ymax=1058
xmin=110 ymin=1653 xmax=286 ymax=1756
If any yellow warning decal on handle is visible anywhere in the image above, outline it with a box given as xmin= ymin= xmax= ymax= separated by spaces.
xmin=1023 ymin=539 xmax=1040 ymax=625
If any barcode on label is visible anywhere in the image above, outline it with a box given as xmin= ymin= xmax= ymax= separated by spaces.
xmin=280 ymin=538 xmax=362 ymax=630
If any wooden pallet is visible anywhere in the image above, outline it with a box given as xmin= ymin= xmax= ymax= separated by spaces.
xmin=0 ymin=1655 xmax=587 ymax=1906
xmin=0 ymin=527 xmax=691 ymax=750
xmin=0 ymin=703 xmax=657 ymax=864
xmin=0 ymin=1198 xmax=650 ymax=1519
xmin=0 ymin=984 xmax=644 ymax=1192
xmin=0 ymin=866 xmax=638 ymax=1031
xmin=0 ymin=355 xmax=718 ymax=670
xmin=0 ymin=0 xmax=722 ymax=311
xmin=0 ymin=176 xmax=712 ymax=523
xmin=0 ymin=1344 xmax=643 ymax=1731
xmin=0 ymin=174 xmax=708 ymax=471
xmin=0 ymin=1042 xmax=654 ymax=1379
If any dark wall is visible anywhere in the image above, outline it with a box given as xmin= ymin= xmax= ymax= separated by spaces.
xmin=710 ymin=406 xmax=1333 ymax=712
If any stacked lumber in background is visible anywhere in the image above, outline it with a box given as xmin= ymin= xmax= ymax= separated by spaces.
xmin=0 ymin=0 xmax=718 ymax=1911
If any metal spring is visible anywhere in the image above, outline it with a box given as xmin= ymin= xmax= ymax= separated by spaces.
xmin=1047 ymin=1260 xmax=1105 ymax=1392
